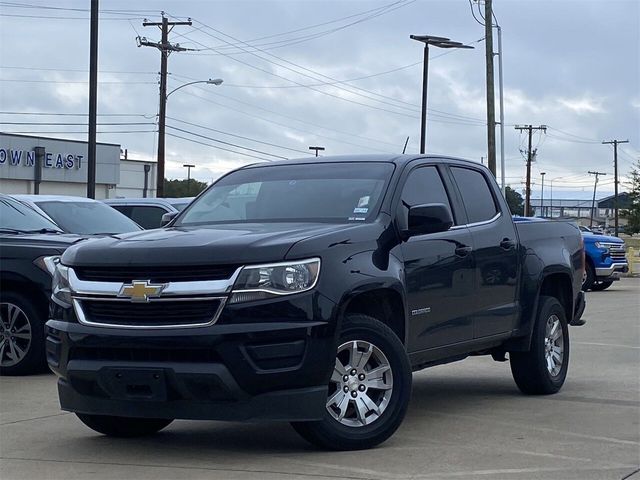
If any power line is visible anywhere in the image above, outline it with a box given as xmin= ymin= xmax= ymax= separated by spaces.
xmin=0 ymin=121 xmax=155 ymax=126
xmin=166 ymin=116 xmax=309 ymax=155
xmin=0 ymin=65 xmax=157 ymax=75
xmin=165 ymin=132 xmax=273 ymax=162
xmin=175 ymin=17 xmax=485 ymax=123
xmin=181 ymin=1 xmax=417 ymax=55
xmin=0 ymin=78 xmax=156 ymax=84
xmin=166 ymin=125 xmax=288 ymax=160
xmin=0 ymin=111 xmax=155 ymax=117
xmin=169 ymin=78 xmax=399 ymax=151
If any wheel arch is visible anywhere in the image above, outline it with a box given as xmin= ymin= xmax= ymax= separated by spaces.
xmin=506 ymin=269 xmax=574 ymax=352
xmin=338 ymin=284 xmax=407 ymax=346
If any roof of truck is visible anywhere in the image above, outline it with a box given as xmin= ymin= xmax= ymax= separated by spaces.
xmin=241 ymin=154 xmax=481 ymax=169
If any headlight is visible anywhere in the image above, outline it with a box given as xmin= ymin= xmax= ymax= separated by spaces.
xmin=594 ymin=241 xmax=609 ymax=252
xmin=52 ymin=263 xmax=73 ymax=308
xmin=33 ymin=255 xmax=60 ymax=276
xmin=229 ymin=258 xmax=320 ymax=304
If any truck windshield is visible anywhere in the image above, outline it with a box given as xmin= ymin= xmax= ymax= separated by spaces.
xmin=177 ymin=162 xmax=394 ymax=226
xmin=35 ymin=201 xmax=142 ymax=235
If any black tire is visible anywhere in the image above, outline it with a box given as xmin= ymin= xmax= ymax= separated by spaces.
xmin=0 ymin=291 xmax=46 ymax=376
xmin=291 ymin=314 xmax=411 ymax=450
xmin=581 ymin=262 xmax=595 ymax=291
xmin=510 ymin=296 xmax=569 ymax=395
xmin=591 ymin=280 xmax=613 ymax=291
xmin=76 ymin=414 xmax=173 ymax=437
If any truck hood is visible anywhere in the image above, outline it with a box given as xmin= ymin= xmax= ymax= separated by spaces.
xmin=62 ymin=223 xmax=363 ymax=267
xmin=581 ymin=232 xmax=624 ymax=244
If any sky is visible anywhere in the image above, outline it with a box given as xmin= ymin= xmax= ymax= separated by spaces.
xmin=0 ymin=0 xmax=639 ymax=200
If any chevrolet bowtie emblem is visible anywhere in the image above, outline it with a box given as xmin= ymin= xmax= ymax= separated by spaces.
xmin=118 ymin=280 xmax=166 ymax=303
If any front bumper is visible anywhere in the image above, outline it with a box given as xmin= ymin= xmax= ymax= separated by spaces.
xmin=595 ymin=262 xmax=629 ymax=279
xmin=46 ymin=293 xmax=337 ymax=422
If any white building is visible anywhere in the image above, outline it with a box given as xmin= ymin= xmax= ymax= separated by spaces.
xmin=0 ymin=133 xmax=157 ymax=199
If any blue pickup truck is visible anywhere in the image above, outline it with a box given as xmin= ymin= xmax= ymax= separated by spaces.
xmin=579 ymin=226 xmax=629 ymax=291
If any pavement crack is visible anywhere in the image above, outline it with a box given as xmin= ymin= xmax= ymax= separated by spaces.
xmin=0 ymin=412 xmax=71 ymax=426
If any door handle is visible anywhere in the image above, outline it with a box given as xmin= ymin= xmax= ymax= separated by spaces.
xmin=455 ymin=245 xmax=473 ymax=257
xmin=500 ymin=239 xmax=516 ymax=250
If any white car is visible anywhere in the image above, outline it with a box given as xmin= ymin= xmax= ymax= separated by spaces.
xmin=11 ymin=195 xmax=141 ymax=236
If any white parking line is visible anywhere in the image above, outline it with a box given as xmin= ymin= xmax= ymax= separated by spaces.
xmin=573 ymin=341 xmax=640 ymax=350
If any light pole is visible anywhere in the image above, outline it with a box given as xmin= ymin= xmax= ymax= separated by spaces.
xmin=540 ymin=172 xmax=546 ymax=217
xmin=183 ymin=163 xmax=195 ymax=196
xmin=156 ymin=78 xmax=223 ymax=197
xmin=309 ymin=146 xmax=325 ymax=157
xmin=410 ymin=35 xmax=473 ymax=154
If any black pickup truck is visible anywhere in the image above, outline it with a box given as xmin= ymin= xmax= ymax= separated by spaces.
xmin=47 ymin=155 xmax=585 ymax=450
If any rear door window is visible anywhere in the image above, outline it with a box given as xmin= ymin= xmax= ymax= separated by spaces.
xmin=450 ymin=167 xmax=498 ymax=224
xmin=129 ymin=206 xmax=167 ymax=229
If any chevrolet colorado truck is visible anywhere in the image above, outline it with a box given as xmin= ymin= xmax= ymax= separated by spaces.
xmin=46 ymin=155 xmax=585 ymax=450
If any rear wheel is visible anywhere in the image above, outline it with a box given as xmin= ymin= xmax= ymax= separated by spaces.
xmin=590 ymin=280 xmax=613 ymax=291
xmin=510 ymin=296 xmax=569 ymax=394
xmin=0 ymin=292 xmax=45 ymax=376
xmin=76 ymin=414 xmax=173 ymax=437
xmin=291 ymin=315 xmax=411 ymax=450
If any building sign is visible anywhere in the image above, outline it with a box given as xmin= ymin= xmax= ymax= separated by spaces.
xmin=0 ymin=148 xmax=82 ymax=170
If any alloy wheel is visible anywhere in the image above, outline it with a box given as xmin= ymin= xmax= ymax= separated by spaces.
xmin=326 ymin=340 xmax=393 ymax=427
xmin=544 ymin=314 xmax=564 ymax=377
xmin=0 ymin=302 xmax=32 ymax=367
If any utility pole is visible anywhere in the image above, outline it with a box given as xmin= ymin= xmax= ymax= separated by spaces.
xmin=139 ymin=14 xmax=192 ymax=198
xmin=87 ymin=0 xmax=99 ymax=199
xmin=183 ymin=163 xmax=195 ymax=196
xmin=540 ymin=172 xmax=546 ymax=217
xmin=602 ymin=139 xmax=629 ymax=236
xmin=309 ymin=146 xmax=325 ymax=157
xmin=588 ymin=171 xmax=607 ymax=228
xmin=515 ymin=125 xmax=546 ymax=216
xmin=484 ymin=0 xmax=496 ymax=176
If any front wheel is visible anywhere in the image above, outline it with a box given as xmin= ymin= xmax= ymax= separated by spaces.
xmin=581 ymin=263 xmax=595 ymax=291
xmin=0 ymin=292 xmax=46 ymax=376
xmin=292 ymin=315 xmax=411 ymax=450
xmin=76 ymin=414 xmax=173 ymax=437
xmin=510 ymin=296 xmax=569 ymax=395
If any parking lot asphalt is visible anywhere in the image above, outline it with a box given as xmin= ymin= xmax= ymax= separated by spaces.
xmin=1 ymin=278 xmax=638 ymax=480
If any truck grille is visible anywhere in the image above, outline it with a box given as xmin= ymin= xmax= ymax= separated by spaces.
xmin=77 ymin=298 xmax=224 ymax=327
xmin=74 ymin=265 xmax=239 ymax=283
xmin=599 ymin=242 xmax=626 ymax=261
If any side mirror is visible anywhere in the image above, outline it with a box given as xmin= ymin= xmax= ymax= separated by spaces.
xmin=406 ymin=203 xmax=453 ymax=237
xmin=160 ymin=211 xmax=179 ymax=227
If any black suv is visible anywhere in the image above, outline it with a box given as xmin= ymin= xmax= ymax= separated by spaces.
xmin=0 ymin=195 xmax=83 ymax=375
xmin=47 ymin=155 xmax=584 ymax=450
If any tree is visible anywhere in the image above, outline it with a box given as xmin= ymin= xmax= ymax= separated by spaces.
xmin=163 ymin=178 xmax=208 ymax=198
xmin=622 ymin=160 xmax=640 ymax=235
xmin=505 ymin=185 xmax=524 ymax=216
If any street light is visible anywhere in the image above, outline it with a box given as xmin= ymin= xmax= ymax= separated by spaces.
xmin=540 ymin=172 xmax=546 ymax=217
xmin=409 ymin=35 xmax=473 ymax=154
xmin=183 ymin=163 xmax=195 ymax=196
xmin=309 ymin=146 xmax=325 ymax=157
xmin=167 ymin=78 xmax=223 ymax=98
xmin=156 ymin=78 xmax=223 ymax=198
